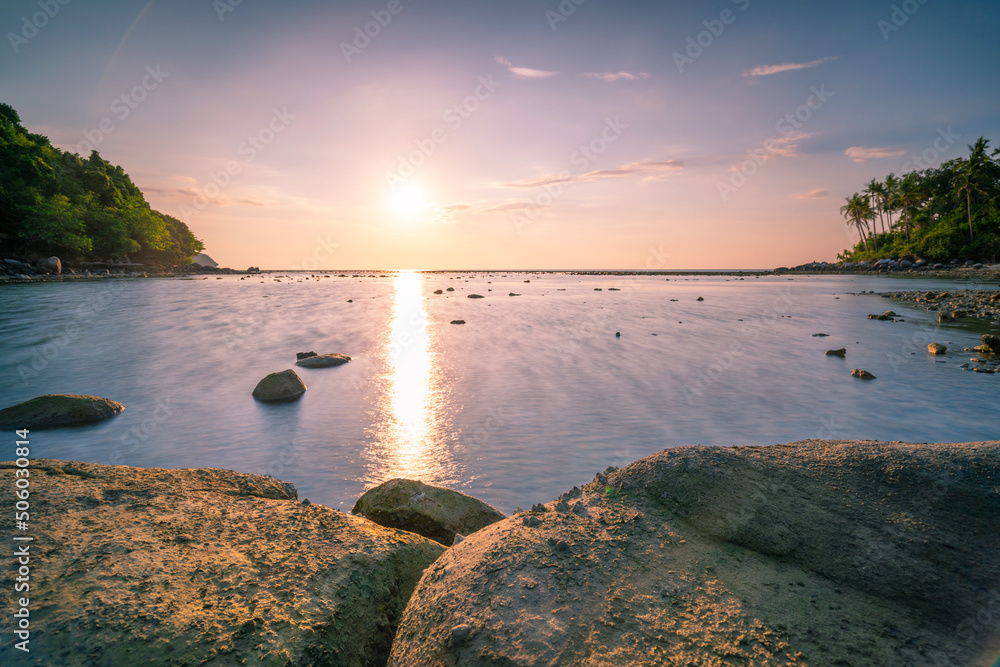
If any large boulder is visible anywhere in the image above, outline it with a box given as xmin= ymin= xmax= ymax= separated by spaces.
xmin=0 ymin=460 xmax=444 ymax=666
xmin=38 ymin=256 xmax=61 ymax=274
xmin=0 ymin=394 xmax=124 ymax=429
xmin=353 ymin=479 xmax=505 ymax=546
xmin=296 ymin=353 xmax=352 ymax=368
xmin=389 ymin=441 xmax=1000 ymax=666
xmin=252 ymin=369 xmax=306 ymax=402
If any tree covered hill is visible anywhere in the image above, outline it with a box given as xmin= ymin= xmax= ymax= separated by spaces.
xmin=838 ymin=137 xmax=1000 ymax=264
xmin=0 ymin=103 xmax=202 ymax=266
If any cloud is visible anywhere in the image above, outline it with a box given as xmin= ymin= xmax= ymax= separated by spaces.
xmin=792 ymin=189 xmax=829 ymax=199
xmin=494 ymin=54 xmax=558 ymax=79
xmin=582 ymin=71 xmax=651 ymax=82
xmin=744 ymin=56 xmax=838 ymax=77
xmin=481 ymin=201 xmax=550 ymax=213
xmin=501 ymin=160 xmax=684 ymax=189
xmin=844 ymin=146 xmax=906 ymax=162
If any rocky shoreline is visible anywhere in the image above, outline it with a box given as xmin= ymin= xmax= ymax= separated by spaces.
xmin=874 ymin=289 xmax=1000 ymax=324
xmin=3 ymin=440 xmax=998 ymax=666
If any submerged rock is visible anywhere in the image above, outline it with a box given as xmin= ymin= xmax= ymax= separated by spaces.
xmin=353 ymin=478 xmax=505 ymax=546
xmin=975 ymin=334 xmax=1000 ymax=354
xmin=450 ymin=320 xmax=466 ymax=325
xmin=0 ymin=394 xmax=124 ymax=429
xmin=852 ymin=368 xmax=877 ymax=379
xmin=251 ymin=369 xmax=306 ymax=402
xmin=389 ymin=440 xmax=1000 ymax=666
xmin=826 ymin=348 xmax=847 ymax=357
xmin=467 ymin=294 xmax=485 ymax=299
xmin=296 ymin=351 xmax=318 ymax=360
xmin=0 ymin=460 xmax=444 ymax=666
xmin=295 ymin=353 xmax=351 ymax=368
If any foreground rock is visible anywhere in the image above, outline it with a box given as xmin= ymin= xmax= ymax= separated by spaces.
xmin=0 ymin=394 xmax=124 ymax=429
xmin=295 ymin=353 xmax=352 ymax=368
xmin=252 ymin=369 xmax=307 ymax=402
xmin=0 ymin=460 xmax=444 ymax=666
xmin=390 ymin=440 xmax=1000 ymax=666
xmin=354 ymin=479 xmax=505 ymax=546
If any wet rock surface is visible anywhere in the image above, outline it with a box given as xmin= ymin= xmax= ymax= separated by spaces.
xmin=353 ymin=479 xmax=505 ymax=546
xmin=0 ymin=394 xmax=124 ymax=429
xmin=389 ymin=440 xmax=1000 ymax=666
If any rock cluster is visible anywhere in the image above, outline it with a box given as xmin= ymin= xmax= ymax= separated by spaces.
xmin=878 ymin=290 xmax=1000 ymax=324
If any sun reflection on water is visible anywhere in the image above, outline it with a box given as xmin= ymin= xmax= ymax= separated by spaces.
xmin=364 ymin=271 xmax=455 ymax=486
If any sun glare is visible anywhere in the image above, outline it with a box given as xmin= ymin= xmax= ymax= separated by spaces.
xmin=387 ymin=182 xmax=430 ymax=221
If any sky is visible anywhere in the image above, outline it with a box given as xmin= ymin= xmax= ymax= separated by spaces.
xmin=2 ymin=0 xmax=999 ymax=270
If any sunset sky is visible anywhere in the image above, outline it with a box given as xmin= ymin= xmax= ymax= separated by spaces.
xmin=3 ymin=0 xmax=998 ymax=269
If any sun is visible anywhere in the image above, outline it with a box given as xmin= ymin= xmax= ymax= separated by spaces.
xmin=387 ymin=182 xmax=431 ymax=221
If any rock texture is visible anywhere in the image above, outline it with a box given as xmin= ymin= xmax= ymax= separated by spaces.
xmin=0 ymin=460 xmax=444 ymax=666
xmin=389 ymin=440 xmax=1000 ymax=666
xmin=0 ymin=394 xmax=124 ymax=429
xmin=252 ymin=369 xmax=307 ymax=402
xmin=354 ymin=479 xmax=505 ymax=546
xmin=296 ymin=353 xmax=352 ymax=369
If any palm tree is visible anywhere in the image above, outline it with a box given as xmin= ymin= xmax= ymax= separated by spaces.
xmin=864 ymin=178 xmax=887 ymax=236
xmin=841 ymin=193 xmax=874 ymax=251
xmin=897 ymin=173 xmax=923 ymax=241
xmin=883 ymin=173 xmax=900 ymax=234
xmin=955 ymin=137 xmax=993 ymax=241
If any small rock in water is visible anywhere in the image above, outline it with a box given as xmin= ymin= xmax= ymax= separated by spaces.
xmin=826 ymin=348 xmax=847 ymax=357
xmin=446 ymin=287 xmax=455 ymax=291
xmin=252 ymin=369 xmax=307 ymax=402
xmin=468 ymin=294 xmax=485 ymax=299
xmin=927 ymin=343 xmax=947 ymax=355
xmin=296 ymin=351 xmax=318 ymax=360
xmin=450 ymin=319 xmax=466 ymax=325
xmin=812 ymin=333 xmax=830 ymax=337
xmin=851 ymin=369 xmax=876 ymax=380
xmin=615 ymin=332 xmax=621 ymax=338
xmin=296 ymin=354 xmax=351 ymax=368
xmin=433 ymin=289 xmax=443 ymax=294
xmin=696 ymin=297 xmax=704 ymax=301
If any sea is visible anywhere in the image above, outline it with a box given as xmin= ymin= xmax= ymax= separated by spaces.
xmin=1 ymin=271 xmax=998 ymax=512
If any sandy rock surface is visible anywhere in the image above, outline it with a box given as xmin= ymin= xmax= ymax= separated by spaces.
xmin=0 ymin=394 xmax=124 ymax=429
xmin=354 ymin=478 xmax=505 ymax=546
xmin=0 ymin=460 xmax=444 ymax=666
xmin=390 ymin=440 xmax=1000 ymax=666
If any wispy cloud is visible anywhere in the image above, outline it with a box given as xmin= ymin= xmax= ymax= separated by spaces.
xmin=501 ymin=160 xmax=684 ymax=189
xmin=844 ymin=146 xmax=906 ymax=162
xmin=792 ymin=188 xmax=829 ymax=199
xmin=582 ymin=71 xmax=651 ymax=82
xmin=744 ymin=56 xmax=838 ymax=77
xmin=495 ymin=55 xmax=558 ymax=79
xmin=481 ymin=200 xmax=550 ymax=213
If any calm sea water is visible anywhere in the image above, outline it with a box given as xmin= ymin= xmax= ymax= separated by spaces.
xmin=1 ymin=272 xmax=998 ymax=512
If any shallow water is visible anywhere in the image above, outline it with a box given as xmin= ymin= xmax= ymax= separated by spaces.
xmin=1 ymin=272 xmax=998 ymax=512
